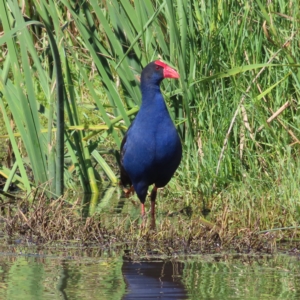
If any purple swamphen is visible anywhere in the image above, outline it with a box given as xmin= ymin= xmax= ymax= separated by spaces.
xmin=120 ymin=60 xmax=182 ymax=216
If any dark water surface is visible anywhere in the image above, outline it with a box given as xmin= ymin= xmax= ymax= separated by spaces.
xmin=0 ymin=248 xmax=300 ymax=300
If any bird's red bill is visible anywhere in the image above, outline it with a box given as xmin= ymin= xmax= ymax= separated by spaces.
xmin=155 ymin=60 xmax=180 ymax=79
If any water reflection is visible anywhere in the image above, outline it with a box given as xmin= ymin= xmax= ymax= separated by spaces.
xmin=183 ymin=254 xmax=300 ymax=300
xmin=1 ymin=250 xmax=300 ymax=299
xmin=122 ymin=259 xmax=187 ymax=299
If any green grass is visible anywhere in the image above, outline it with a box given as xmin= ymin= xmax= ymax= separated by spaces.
xmin=0 ymin=0 xmax=300 ymax=238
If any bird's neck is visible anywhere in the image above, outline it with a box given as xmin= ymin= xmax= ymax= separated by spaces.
xmin=140 ymin=84 xmax=166 ymax=109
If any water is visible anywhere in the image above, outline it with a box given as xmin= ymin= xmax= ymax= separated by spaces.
xmin=1 ymin=248 xmax=300 ymax=300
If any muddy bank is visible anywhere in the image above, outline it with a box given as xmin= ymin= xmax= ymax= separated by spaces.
xmin=0 ymin=196 xmax=299 ymax=257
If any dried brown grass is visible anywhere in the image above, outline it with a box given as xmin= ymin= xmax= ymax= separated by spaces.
xmin=0 ymin=196 xmax=288 ymax=257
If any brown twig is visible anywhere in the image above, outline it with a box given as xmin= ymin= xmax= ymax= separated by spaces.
xmin=257 ymin=101 xmax=290 ymax=132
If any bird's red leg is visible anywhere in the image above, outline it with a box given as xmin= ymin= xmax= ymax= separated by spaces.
xmin=150 ymin=186 xmax=158 ymax=217
xmin=141 ymin=203 xmax=145 ymax=216
xmin=151 ymin=201 xmax=155 ymax=216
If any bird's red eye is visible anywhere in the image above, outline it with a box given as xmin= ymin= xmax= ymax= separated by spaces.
xmin=155 ymin=66 xmax=160 ymax=70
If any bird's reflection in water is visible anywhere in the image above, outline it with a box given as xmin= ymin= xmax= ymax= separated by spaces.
xmin=122 ymin=259 xmax=188 ymax=299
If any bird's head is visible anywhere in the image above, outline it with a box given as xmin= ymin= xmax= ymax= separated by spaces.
xmin=141 ymin=60 xmax=179 ymax=88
